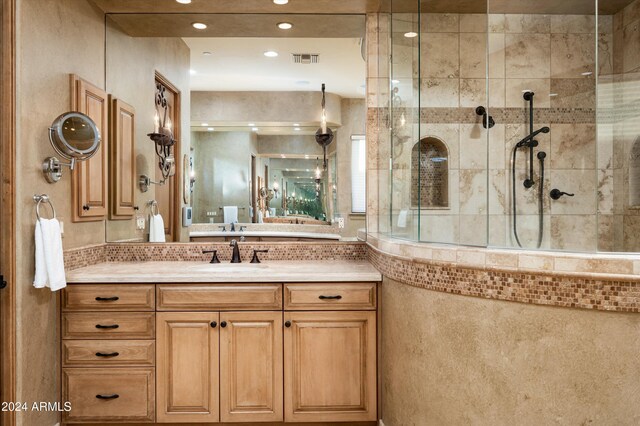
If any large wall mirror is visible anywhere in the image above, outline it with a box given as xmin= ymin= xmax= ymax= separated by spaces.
xmin=104 ymin=12 xmax=367 ymax=243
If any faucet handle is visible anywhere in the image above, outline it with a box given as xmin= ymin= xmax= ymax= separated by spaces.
xmin=202 ymin=249 xmax=220 ymax=264
xmin=239 ymin=225 xmax=247 ymax=232
xmin=250 ymin=249 xmax=269 ymax=264
xmin=218 ymin=225 xmax=226 ymax=232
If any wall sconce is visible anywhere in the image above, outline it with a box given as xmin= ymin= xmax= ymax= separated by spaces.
xmin=139 ymin=83 xmax=176 ymax=192
xmin=315 ymin=83 xmax=334 ymax=171
xmin=273 ymin=176 xmax=280 ymax=199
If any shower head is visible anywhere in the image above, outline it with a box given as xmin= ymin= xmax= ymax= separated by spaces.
xmin=515 ymin=126 xmax=550 ymax=148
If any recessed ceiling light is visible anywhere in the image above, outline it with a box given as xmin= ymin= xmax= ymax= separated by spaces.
xmin=248 ymin=123 xmax=255 ymax=126
xmin=277 ymin=22 xmax=293 ymax=30
xmin=264 ymin=50 xmax=278 ymax=57
xmin=189 ymin=69 xmax=196 ymax=75
xmin=252 ymin=127 xmax=259 ymax=131
xmin=201 ymin=122 xmax=208 ymax=126
xmin=294 ymin=127 xmax=301 ymax=131
xmin=404 ymin=32 xmax=418 ymax=38
xmin=192 ymin=22 xmax=207 ymax=30
xmin=176 ymin=0 xmax=191 ymax=3
xmin=273 ymin=0 xmax=288 ymax=4
xmin=207 ymin=127 xmax=214 ymax=131
xmin=202 ymin=51 xmax=212 ymax=56
xmin=293 ymin=123 xmax=300 ymax=126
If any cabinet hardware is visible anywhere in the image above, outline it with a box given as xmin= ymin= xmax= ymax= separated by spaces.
xmin=82 ymin=205 xmax=90 ymax=211
xmin=220 ymin=321 xmax=227 ymax=328
xmin=319 ymin=295 xmax=342 ymax=300
xmin=95 ymin=394 xmax=119 ymax=400
xmin=95 ymin=352 xmax=119 ymax=357
xmin=95 ymin=296 xmax=119 ymax=302
xmin=210 ymin=321 xmax=217 ymax=328
xmin=285 ymin=320 xmax=292 ymax=328
xmin=95 ymin=324 xmax=119 ymax=329
xmin=0 ymin=275 xmax=6 ymax=289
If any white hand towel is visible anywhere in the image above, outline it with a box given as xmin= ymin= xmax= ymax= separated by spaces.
xmin=33 ymin=218 xmax=66 ymax=291
xmin=149 ymin=213 xmax=166 ymax=243
xmin=397 ymin=209 xmax=408 ymax=228
xmin=223 ymin=206 xmax=238 ymax=224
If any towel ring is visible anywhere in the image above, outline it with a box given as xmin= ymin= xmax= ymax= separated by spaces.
xmin=33 ymin=194 xmax=56 ymax=221
xmin=148 ymin=200 xmax=159 ymax=216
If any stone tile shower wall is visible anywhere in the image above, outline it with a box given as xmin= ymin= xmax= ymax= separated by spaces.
xmin=598 ymin=0 xmax=640 ymax=251
xmin=384 ymin=12 xmax=605 ymax=250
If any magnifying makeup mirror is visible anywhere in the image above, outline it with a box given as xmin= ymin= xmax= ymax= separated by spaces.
xmin=42 ymin=112 xmax=101 ymax=183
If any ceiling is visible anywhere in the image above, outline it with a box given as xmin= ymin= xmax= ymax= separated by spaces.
xmin=90 ymin=0 xmax=382 ymax=14
xmin=185 ymin=37 xmax=366 ymax=98
xmin=109 ymin=14 xmax=365 ymax=38
xmin=92 ymin=0 xmax=633 ymax=16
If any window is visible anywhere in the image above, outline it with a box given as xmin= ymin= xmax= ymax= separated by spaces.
xmin=351 ymin=135 xmax=366 ymax=213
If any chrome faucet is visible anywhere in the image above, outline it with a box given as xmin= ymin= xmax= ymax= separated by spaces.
xmin=230 ymin=239 xmax=242 ymax=263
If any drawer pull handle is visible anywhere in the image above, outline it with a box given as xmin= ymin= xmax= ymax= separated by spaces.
xmin=319 ymin=295 xmax=342 ymax=300
xmin=95 ymin=296 xmax=119 ymax=302
xmin=96 ymin=394 xmax=119 ymax=400
xmin=95 ymin=324 xmax=119 ymax=329
xmin=95 ymin=352 xmax=119 ymax=357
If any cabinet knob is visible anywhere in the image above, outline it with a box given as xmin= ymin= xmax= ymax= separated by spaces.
xmin=210 ymin=321 xmax=217 ymax=328
xmin=285 ymin=320 xmax=292 ymax=328
xmin=82 ymin=205 xmax=90 ymax=211
xmin=220 ymin=321 xmax=227 ymax=328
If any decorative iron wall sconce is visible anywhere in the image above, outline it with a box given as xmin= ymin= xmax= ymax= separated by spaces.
xmin=315 ymin=83 xmax=334 ymax=171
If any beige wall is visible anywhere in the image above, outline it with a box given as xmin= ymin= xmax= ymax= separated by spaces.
xmin=380 ymin=277 xmax=640 ymax=425
xmin=16 ymin=1 xmax=106 ymax=424
xmin=105 ymin=17 xmax=191 ymax=242
xmin=191 ymin=91 xmax=343 ymax=126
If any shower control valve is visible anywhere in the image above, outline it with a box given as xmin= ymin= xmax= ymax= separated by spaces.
xmin=550 ymin=189 xmax=575 ymax=200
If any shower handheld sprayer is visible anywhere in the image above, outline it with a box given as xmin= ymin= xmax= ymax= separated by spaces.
xmin=511 ymin=91 xmax=549 ymax=248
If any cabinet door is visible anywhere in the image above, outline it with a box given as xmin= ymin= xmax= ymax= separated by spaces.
xmin=110 ymin=98 xmax=136 ymax=219
xmin=284 ymin=311 xmax=377 ymax=422
xmin=71 ymin=75 xmax=108 ymax=221
xmin=156 ymin=312 xmax=219 ymax=423
xmin=219 ymin=312 xmax=283 ymax=423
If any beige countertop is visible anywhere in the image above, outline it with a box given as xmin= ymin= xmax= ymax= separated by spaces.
xmin=66 ymin=260 xmax=382 ymax=283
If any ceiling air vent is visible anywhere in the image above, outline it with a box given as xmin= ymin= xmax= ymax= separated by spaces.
xmin=292 ymin=53 xmax=319 ymax=64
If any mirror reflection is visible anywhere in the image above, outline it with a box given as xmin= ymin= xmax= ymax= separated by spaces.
xmin=104 ymin=13 xmax=367 ymax=243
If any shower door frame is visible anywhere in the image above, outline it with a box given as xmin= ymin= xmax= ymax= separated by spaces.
xmin=0 ymin=0 xmax=16 ymax=424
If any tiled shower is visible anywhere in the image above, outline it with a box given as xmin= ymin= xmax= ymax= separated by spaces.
xmin=373 ymin=0 xmax=640 ymax=253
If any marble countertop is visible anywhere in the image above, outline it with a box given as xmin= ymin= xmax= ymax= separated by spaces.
xmin=189 ymin=231 xmax=342 ymax=240
xmin=66 ymin=260 xmax=382 ymax=283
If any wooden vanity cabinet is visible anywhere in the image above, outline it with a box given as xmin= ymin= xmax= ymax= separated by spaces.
xmin=62 ymin=282 xmax=378 ymax=425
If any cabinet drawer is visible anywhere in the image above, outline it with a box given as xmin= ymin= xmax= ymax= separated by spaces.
xmin=62 ymin=312 xmax=155 ymax=340
xmin=284 ymin=283 xmax=377 ymax=310
xmin=157 ymin=284 xmax=282 ymax=310
xmin=63 ymin=340 xmax=155 ymax=367
xmin=63 ymin=368 xmax=154 ymax=423
xmin=63 ymin=284 xmax=155 ymax=311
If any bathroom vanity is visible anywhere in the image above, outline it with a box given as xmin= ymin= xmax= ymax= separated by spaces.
xmin=61 ymin=261 xmax=381 ymax=424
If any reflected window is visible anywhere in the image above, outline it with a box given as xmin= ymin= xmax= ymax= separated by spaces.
xmin=411 ymin=137 xmax=449 ymax=209
xmin=351 ymin=135 xmax=366 ymax=213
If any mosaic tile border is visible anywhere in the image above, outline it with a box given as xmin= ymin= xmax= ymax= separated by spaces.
xmin=367 ymin=244 xmax=640 ymax=313
xmin=63 ymin=244 xmax=107 ymax=271
xmin=65 ymin=242 xmax=367 ymax=270
xmin=368 ymin=107 xmax=597 ymax=125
